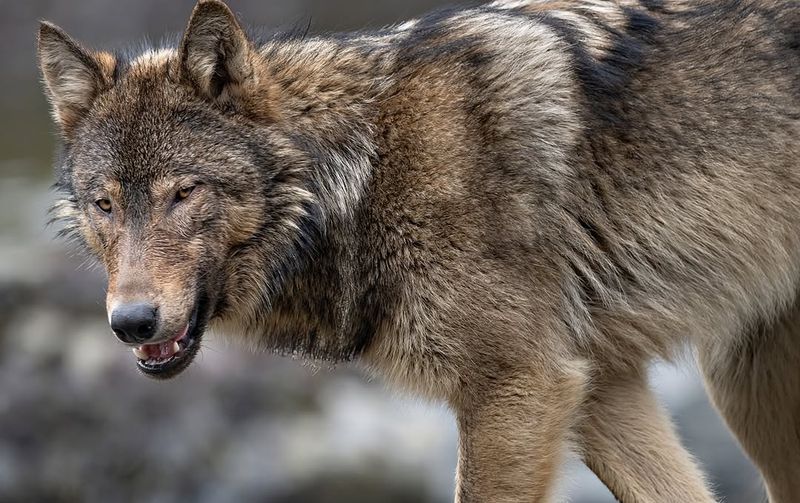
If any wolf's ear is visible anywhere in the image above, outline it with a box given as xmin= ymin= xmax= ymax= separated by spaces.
xmin=37 ymin=22 xmax=114 ymax=135
xmin=179 ymin=0 xmax=256 ymax=101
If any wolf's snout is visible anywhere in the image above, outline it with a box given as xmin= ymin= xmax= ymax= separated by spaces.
xmin=110 ymin=303 xmax=159 ymax=344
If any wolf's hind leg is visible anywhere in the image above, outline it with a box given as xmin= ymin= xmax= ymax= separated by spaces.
xmin=699 ymin=305 xmax=800 ymax=503
xmin=578 ymin=370 xmax=716 ymax=503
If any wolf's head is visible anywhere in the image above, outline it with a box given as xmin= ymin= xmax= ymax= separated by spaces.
xmin=38 ymin=1 xmax=375 ymax=378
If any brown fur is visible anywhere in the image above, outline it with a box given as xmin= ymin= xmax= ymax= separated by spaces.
xmin=38 ymin=0 xmax=800 ymax=501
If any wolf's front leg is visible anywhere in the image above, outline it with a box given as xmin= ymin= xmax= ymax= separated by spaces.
xmin=453 ymin=361 xmax=587 ymax=503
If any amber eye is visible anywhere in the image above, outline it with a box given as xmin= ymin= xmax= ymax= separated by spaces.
xmin=96 ymin=198 xmax=112 ymax=213
xmin=175 ymin=186 xmax=195 ymax=202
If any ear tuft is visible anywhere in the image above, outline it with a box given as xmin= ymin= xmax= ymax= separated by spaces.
xmin=37 ymin=22 xmax=112 ymax=135
xmin=179 ymin=0 xmax=256 ymax=100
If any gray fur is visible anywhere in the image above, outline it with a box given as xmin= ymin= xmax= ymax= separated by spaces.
xmin=38 ymin=0 xmax=800 ymax=501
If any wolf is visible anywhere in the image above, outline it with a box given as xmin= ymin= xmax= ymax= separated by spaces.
xmin=37 ymin=0 xmax=799 ymax=501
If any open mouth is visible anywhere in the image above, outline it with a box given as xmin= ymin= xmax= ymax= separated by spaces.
xmin=132 ymin=304 xmax=204 ymax=379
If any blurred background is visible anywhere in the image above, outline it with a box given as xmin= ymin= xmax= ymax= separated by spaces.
xmin=0 ymin=1 xmax=765 ymax=502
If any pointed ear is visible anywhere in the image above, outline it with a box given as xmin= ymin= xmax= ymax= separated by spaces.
xmin=37 ymin=22 xmax=114 ymax=135
xmin=179 ymin=0 xmax=257 ymax=101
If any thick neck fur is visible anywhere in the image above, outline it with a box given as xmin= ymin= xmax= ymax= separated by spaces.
xmin=218 ymin=10 xmax=585 ymax=369
xmin=214 ymin=35 xmax=397 ymax=360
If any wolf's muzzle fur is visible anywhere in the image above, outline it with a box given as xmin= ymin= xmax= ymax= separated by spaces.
xmin=38 ymin=0 xmax=800 ymax=501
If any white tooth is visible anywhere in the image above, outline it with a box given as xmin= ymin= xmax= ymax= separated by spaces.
xmin=132 ymin=347 xmax=148 ymax=360
xmin=171 ymin=341 xmax=181 ymax=354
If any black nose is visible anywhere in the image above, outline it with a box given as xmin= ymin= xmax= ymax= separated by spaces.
xmin=110 ymin=303 xmax=158 ymax=344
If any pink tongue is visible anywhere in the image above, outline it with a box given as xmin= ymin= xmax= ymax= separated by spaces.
xmin=141 ymin=341 xmax=178 ymax=359
xmin=136 ymin=324 xmax=188 ymax=360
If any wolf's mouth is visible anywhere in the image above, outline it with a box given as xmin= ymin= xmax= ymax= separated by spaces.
xmin=132 ymin=304 xmax=204 ymax=379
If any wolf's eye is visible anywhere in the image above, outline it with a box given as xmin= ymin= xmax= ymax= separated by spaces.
xmin=96 ymin=198 xmax=112 ymax=213
xmin=175 ymin=186 xmax=195 ymax=202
